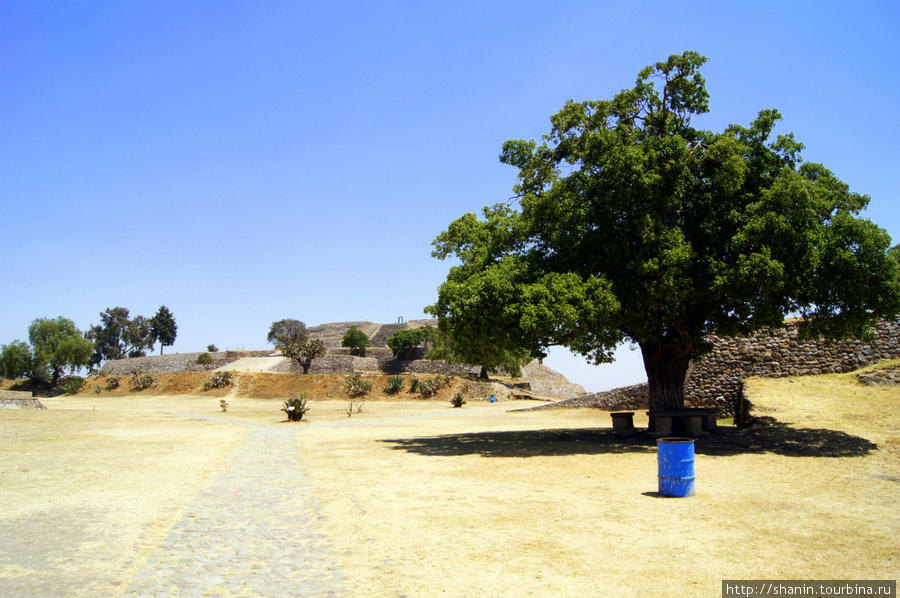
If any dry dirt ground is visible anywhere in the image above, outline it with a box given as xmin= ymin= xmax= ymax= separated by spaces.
xmin=1 ymin=369 xmax=898 ymax=597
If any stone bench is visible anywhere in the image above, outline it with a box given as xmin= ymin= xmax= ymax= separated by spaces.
xmin=647 ymin=408 xmax=716 ymax=438
xmin=610 ymin=411 xmax=636 ymax=437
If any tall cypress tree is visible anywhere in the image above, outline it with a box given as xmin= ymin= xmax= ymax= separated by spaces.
xmin=150 ymin=305 xmax=177 ymax=355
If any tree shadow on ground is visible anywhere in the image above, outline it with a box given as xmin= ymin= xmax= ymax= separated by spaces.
xmin=380 ymin=417 xmax=877 ymax=459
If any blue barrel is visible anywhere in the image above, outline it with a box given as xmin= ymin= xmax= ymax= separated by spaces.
xmin=657 ymin=438 xmax=695 ymax=497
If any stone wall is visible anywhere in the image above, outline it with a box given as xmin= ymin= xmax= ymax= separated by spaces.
xmin=102 ymin=351 xmax=271 ymax=375
xmin=685 ymin=319 xmax=900 ymax=416
xmin=0 ymin=390 xmax=47 ymax=409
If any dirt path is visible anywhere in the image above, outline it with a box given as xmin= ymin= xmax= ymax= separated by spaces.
xmin=125 ymin=415 xmax=345 ymax=598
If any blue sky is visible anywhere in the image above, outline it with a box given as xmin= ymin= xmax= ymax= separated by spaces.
xmin=1 ymin=1 xmax=898 ymax=392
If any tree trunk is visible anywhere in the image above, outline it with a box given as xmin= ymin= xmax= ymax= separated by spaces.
xmin=300 ymin=358 xmax=310 ymax=375
xmin=639 ymin=340 xmax=693 ymax=413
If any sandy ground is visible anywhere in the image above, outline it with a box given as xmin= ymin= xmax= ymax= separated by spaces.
xmin=1 ymin=371 xmax=898 ymax=597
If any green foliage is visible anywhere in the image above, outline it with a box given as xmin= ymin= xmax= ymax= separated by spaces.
xmin=150 ymin=305 xmax=177 ymax=354
xmin=207 ymin=344 xmax=218 ymax=352
xmin=889 ymin=244 xmax=900 ymax=264
xmin=384 ymin=375 xmax=404 ymax=394
xmin=429 ymin=51 xmax=900 ymax=412
xmin=60 ymin=376 xmax=85 ymax=395
xmin=341 ymin=325 xmax=370 ymax=355
xmin=87 ymin=307 xmax=154 ymax=367
xmin=386 ymin=329 xmax=418 ymax=359
xmin=386 ymin=327 xmax=440 ymax=360
xmin=220 ymin=399 xmax=228 ymax=412
xmin=426 ymin=326 xmax=529 ymax=378
xmin=268 ymin=320 xmax=326 ymax=374
xmin=28 ymin=317 xmax=94 ymax=387
xmin=345 ymin=372 xmax=372 ymax=397
xmin=414 ymin=375 xmax=453 ymax=399
xmin=450 ymin=392 xmax=466 ymax=408
xmin=196 ymin=352 xmax=214 ymax=370
xmin=129 ymin=368 xmax=158 ymax=391
xmin=0 ymin=340 xmax=40 ymax=381
xmin=105 ymin=376 xmax=120 ymax=390
xmin=408 ymin=376 xmax=420 ymax=394
xmin=202 ymin=371 xmax=232 ymax=390
xmin=282 ymin=391 xmax=309 ymax=421
xmin=268 ymin=319 xmax=308 ymax=349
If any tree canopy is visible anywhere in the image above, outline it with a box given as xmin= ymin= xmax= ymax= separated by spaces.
xmin=0 ymin=317 xmax=93 ymax=386
xmin=341 ymin=325 xmax=370 ymax=355
xmin=268 ymin=319 xmax=326 ymax=374
xmin=150 ymin=305 xmax=177 ymax=355
xmin=267 ymin=319 xmax=308 ymax=350
xmin=87 ymin=307 xmax=155 ymax=367
xmin=428 ymin=51 xmax=900 ymax=413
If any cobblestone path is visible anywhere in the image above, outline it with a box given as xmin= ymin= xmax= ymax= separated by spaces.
xmin=126 ymin=416 xmax=346 ymax=598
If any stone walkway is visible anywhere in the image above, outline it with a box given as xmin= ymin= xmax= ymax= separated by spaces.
xmin=125 ymin=415 xmax=346 ymax=598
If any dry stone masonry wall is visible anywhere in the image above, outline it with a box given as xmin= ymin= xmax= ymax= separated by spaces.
xmin=102 ymin=351 xmax=272 ymax=375
xmin=685 ymin=319 xmax=900 ymax=415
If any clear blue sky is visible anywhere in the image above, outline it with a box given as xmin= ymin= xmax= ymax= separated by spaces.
xmin=2 ymin=1 xmax=898 ymax=392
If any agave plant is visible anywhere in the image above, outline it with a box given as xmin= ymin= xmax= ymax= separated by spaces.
xmin=282 ymin=391 xmax=310 ymax=421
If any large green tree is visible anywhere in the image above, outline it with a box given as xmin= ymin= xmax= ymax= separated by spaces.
xmin=268 ymin=319 xmax=327 ymax=374
xmin=87 ymin=307 xmax=155 ymax=367
xmin=0 ymin=317 xmax=95 ymax=386
xmin=428 ymin=51 xmax=900 ymax=414
xmin=0 ymin=339 xmax=42 ymax=383
xmin=29 ymin=317 xmax=94 ymax=386
xmin=150 ymin=305 xmax=177 ymax=355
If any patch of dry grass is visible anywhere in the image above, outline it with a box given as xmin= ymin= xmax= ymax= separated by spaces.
xmin=1 ymin=364 xmax=898 ymax=597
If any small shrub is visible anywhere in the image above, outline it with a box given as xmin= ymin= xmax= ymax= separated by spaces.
xmin=408 ymin=376 xmax=420 ymax=394
xmin=219 ymin=399 xmax=228 ymax=412
xmin=416 ymin=378 xmax=439 ymax=399
xmin=93 ymin=384 xmax=102 ymax=394
xmin=384 ymin=376 xmax=404 ymax=395
xmin=345 ymin=373 xmax=372 ymax=398
xmin=130 ymin=373 xmax=158 ymax=391
xmin=202 ymin=371 xmax=232 ymax=391
xmin=196 ymin=353 xmax=214 ymax=370
xmin=61 ymin=376 xmax=84 ymax=395
xmin=450 ymin=392 xmax=466 ymax=408
xmin=345 ymin=398 xmax=366 ymax=417
xmin=207 ymin=344 xmax=218 ymax=352
xmin=106 ymin=376 xmax=120 ymax=391
xmin=282 ymin=391 xmax=309 ymax=421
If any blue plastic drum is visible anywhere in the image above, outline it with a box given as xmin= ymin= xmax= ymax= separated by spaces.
xmin=657 ymin=437 xmax=696 ymax=497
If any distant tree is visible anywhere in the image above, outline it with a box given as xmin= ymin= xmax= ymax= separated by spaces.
xmin=14 ymin=317 xmax=94 ymax=387
xmin=282 ymin=339 xmax=327 ymax=374
xmin=87 ymin=307 xmax=155 ymax=367
xmin=150 ymin=305 xmax=177 ymax=355
xmin=386 ymin=327 xmax=442 ymax=361
xmin=207 ymin=344 xmax=218 ymax=352
xmin=413 ymin=326 xmax=437 ymax=350
xmin=341 ymin=325 xmax=370 ymax=356
xmin=267 ymin=319 xmax=308 ymax=351
xmin=0 ymin=340 xmax=42 ymax=382
xmin=125 ymin=315 xmax=153 ymax=357
xmin=426 ymin=327 xmax=530 ymax=379
xmin=268 ymin=319 xmax=325 ymax=374
xmin=386 ymin=329 xmax=418 ymax=359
